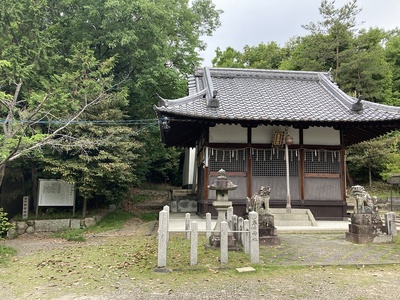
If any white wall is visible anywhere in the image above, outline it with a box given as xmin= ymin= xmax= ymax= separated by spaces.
xmin=252 ymin=125 xmax=299 ymax=144
xmin=209 ymin=124 xmax=247 ymax=143
xmin=303 ymin=127 xmax=340 ymax=145
xmin=209 ymin=124 xmax=340 ymax=145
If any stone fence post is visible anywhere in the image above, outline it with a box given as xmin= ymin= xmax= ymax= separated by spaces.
xmin=190 ymin=221 xmax=198 ymax=266
xmin=249 ymin=211 xmax=259 ymax=264
xmin=220 ymin=221 xmax=229 ymax=264
xmin=185 ymin=213 xmax=191 ymax=239
xmin=206 ymin=212 xmax=212 ymax=239
xmin=385 ymin=212 xmax=397 ymax=236
xmin=157 ymin=210 xmax=168 ymax=268
xmin=227 ymin=206 xmax=233 ymax=228
xmin=243 ymin=219 xmax=249 ymax=255
xmin=163 ymin=205 xmax=170 ymax=242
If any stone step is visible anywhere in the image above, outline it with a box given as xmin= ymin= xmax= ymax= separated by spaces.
xmin=269 ymin=208 xmax=308 ymax=214
xmin=268 ymin=208 xmax=317 ymax=226
xmin=274 ymin=219 xmax=314 ymax=226
xmin=272 ymin=213 xmax=310 ymax=221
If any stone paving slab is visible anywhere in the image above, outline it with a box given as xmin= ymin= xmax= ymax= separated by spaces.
xmin=261 ymin=233 xmax=400 ymax=266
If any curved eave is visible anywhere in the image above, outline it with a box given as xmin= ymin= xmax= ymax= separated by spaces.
xmin=154 ymin=88 xmax=206 ymax=109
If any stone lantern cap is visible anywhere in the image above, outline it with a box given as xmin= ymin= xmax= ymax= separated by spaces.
xmin=208 ymin=169 xmax=237 ymax=191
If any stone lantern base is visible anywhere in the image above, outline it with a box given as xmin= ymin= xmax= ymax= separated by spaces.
xmin=208 ymin=234 xmax=239 ymax=250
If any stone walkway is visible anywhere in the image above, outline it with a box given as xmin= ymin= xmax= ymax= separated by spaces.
xmin=260 ymin=233 xmax=400 ymax=266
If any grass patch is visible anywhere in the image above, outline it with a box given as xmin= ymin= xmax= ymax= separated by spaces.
xmin=130 ymin=193 xmax=148 ymax=203
xmin=2 ymin=230 xmax=400 ymax=299
xmin=0 ymin=244 xmax=16 ymax=264
xmin=138 ymin=212 xmax=158 ymax=222
xmin=89 ymin=210 xmax=133 ymax=233
xmin=55 ymin=209 xmax=135 ymax=241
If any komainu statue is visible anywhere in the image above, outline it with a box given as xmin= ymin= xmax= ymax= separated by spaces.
xmin=247 ymin=186 xmax=271 ymax=214
xmin=246 ymin=186 xmax=280 ymax=245
xmin=350 ymin=184 xmax=382 ymax=227
xmin=346 ymin=185 xmax=392 ymax=244
xmin=351 ymin=185 xmax=380 ymax=220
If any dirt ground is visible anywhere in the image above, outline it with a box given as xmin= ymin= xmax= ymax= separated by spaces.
xmin=4 ymin=217 xmax=148 ymax=257
xmin=0 ymin=191 xmax=400 ymax=300
xmin=3 ymin=217 xmax=400 ymax=300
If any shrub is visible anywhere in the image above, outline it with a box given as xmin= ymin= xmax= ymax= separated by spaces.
xmin=0 ymin=207 xmax=12 ymax=238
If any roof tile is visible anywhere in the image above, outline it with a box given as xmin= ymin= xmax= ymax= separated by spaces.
xmin=155 ymin=67 xmax=400 ymax=124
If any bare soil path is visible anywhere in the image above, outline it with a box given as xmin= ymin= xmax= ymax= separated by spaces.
xmin=4 ymin=217 xmax=149 ymax=257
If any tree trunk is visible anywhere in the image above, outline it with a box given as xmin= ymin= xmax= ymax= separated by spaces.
xmin=369 ymin=165 xmax=372 ymax=188
xmin=0 ymin=164 xmax=5 ymax=188
xmin=346 ymin=162 xmax=354 ymax=187
xmin=82 ymin=197 xmax=88 ymax=218
xmin=31 ymin=165 xmax=38 ymax=210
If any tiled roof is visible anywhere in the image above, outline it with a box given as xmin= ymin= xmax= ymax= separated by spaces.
xmin=155 ymin=67 xmax=400 ymax=123
xmin=154 ymin=67 xmax=400 ymax=147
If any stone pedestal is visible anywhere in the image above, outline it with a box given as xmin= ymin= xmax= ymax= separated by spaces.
xmin=346 ymin=213 xmax=392 ymax=244
xmin=209 ymin=200 xmax=237 ymax=248
xmin=207 ymin=169 xmax=238 ymax=249
xmin=258 ymin=211 xmax=280 ymax=246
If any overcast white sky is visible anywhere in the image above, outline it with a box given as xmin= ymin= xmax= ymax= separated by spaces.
xmin=199 ymin=0 xmax=400 ymax=65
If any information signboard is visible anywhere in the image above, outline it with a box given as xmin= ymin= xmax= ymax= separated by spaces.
xmin=388 ymin=175 xmax=400 ymax=185
xmin=38 ymin=179 xmax=76 ymax=206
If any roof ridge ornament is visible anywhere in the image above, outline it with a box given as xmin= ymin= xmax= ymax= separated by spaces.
xmin=352 ymin=95 xmax=364 ymax=113
xmin=204 ymin=67 xmax=219 ymax=108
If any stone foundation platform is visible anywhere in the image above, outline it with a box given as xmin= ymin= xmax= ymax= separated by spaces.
xmin=345 ymin=213 xmax=392 ymax=244
xmin=258 ymin=213 xmax=280 ymax=246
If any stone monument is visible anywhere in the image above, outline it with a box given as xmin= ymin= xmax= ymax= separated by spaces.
xmin=346 ymin=185 xmax=393 ymax=244
xmin=208 ymin=169 xmax=237 ymax=248
xmin=247 ymin=186 xmax=280 ymax=246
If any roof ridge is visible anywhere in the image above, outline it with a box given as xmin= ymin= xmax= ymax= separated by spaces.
xmin=318 ymin=74 xmax=354 ymax=110
xmin=318 ymin=74 xmax=400 ymax=114
xmin=204 ymin=67 xmax=327 ymax=80
xmin=363 ymin=100 xmax=400 ymax=114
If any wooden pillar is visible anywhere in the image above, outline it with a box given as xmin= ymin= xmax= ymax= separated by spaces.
xmin=340 ymin=149 xmax=346 ymax=202
xmin=204 ymin=166 xmax=209 ymax=200
xmin=300 ymin=148 xmax=305 ymax=203
xmin=247 ymin=127 xmax=252 ymax=198
xmin=247 ymin=147 xmax=252 ymax=198
xmin=299 ymin=129 xmax=305 ymax=203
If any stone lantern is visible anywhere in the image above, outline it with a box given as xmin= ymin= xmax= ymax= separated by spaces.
xmin=208 ymin=169 xmax=237 ymax=247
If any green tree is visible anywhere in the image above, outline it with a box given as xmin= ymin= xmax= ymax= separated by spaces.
xmin=347 ymin=135 xmax=395 ymax=186
xmin=302 ymin=0 xmax=361 ymax=77
xmin=41 ymin=124 xmax=143 ymax=217
xmin=212 ymin=46 xmax=244 ymax=68
xmin=45 ymin=0 xmax=221 ymax=117
xmin=279 ymin=34 xmax=335 ymax=71
xmin=385 ymin=31 xmax=400 ymax=106
xmin=0 ymin=47 xmax=125 ymax=188
xmin=0 ymin=0 xmax=222 ymax=204
xmin=242 ymin=42 xmax=284 ymax=69
xmin=337 ymin=28 xmax=392 ymax=103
